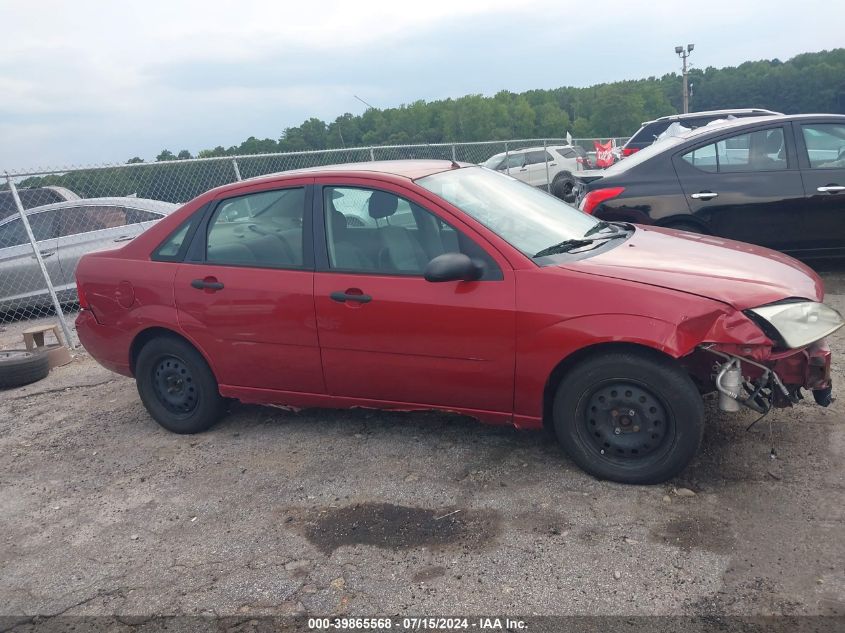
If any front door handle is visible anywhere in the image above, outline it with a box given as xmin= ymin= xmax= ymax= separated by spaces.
xmin=690 ymin=191 xmax=719 ymax=200
xmin=330 ymin=291 xmax=372 ymax=304
xmin=32 ymin=250 xmax=55 ymax=259
xmin=113 ymin=235 xmax=134 ymax=243
xmin=817 ymin=185 xmax=845 ymax=193
xmin=191 ymin=278 xmax=224 ymax=291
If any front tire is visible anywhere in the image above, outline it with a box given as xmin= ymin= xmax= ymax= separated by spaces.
xmin=553 ymin=351 xmax=704 ymax=484
xmin=135 ymin=336 xmax=225 ymax=434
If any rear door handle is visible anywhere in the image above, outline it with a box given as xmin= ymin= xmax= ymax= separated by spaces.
xmin=330 ymin=291 xmax=372 ymax=304
xmin=690 ymin=191 xmax=719 ymax=200
xmin=191 ymin=278 xmax=224 ymax=291
xmin=817 ymin=185 xmax=845 ymax=193
xmin=113 ymin=235 xmax=134 ymax=242
xmin=32 ymin=251 xmax=56 ymax=259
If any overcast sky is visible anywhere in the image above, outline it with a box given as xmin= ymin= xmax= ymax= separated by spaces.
xmin=2 ymin=0 xmax=843 ymax=170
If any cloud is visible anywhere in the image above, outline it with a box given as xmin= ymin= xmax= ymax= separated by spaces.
xmin=1 ymin=0 xmax=844 ymax=169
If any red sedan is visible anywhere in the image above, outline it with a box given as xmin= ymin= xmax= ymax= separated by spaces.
xmin=75 ymin=161 xmax=843 ymax=484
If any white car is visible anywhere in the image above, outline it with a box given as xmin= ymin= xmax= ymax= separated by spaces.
xmin=0 ymin=197 xmax=177 ymax=314
xmin=481 ymin=145 xmax=586 ymax=202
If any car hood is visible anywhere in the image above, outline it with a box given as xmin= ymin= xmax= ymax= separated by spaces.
xmin=562 ymin=226 xmax=824 ymax=310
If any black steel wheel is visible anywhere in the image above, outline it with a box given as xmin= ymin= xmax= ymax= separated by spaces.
xmin=553 ymin=350 xmax=704 ymax=484
xmin=136 ymin=335 xmax=225 ymax=434
xmin=152 ymin=356 xmax=198 ymax=415
xmin=580 ymin=381 xmax=673 ymax=464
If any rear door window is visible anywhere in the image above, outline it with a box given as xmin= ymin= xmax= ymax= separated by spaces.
xmin=681 ymin=127 xmax=787 ymax=173
xmin=205 ymin=188 xmax=306 ymax=268
xmin=801 ymin=124 xmax=845 ymax=168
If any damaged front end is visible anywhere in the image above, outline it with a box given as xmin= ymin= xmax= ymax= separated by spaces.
xmin=680 ymin=300 xmax=842 ymax=415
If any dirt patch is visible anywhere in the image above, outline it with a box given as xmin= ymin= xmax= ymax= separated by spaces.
xmin=303 ymin=503 xmax=499 ymax=554
xmin=649 ymin=515 xmax=734 ymax=554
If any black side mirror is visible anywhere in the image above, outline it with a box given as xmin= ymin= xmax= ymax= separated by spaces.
xmin=424 ymin=253 xmax=483 ymax=283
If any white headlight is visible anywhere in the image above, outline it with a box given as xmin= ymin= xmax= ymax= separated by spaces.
xmin=748 ymin=301 xmax=844 ymax=349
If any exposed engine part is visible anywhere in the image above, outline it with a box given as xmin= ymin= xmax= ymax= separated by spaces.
xmin=716 ymin=359 xmax=742 ymax=412
xmin=704 ymin=346 xmax=794 ymax=414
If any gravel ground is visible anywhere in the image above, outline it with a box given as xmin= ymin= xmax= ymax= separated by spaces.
xmin=0 ymin=270 xmax=843 ymax=623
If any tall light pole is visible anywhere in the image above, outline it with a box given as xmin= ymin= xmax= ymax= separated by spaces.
xmin=675 ymin=44 xmax=694 ymax=113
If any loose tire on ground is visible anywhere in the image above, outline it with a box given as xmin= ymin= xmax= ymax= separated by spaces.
xmin=135 ymin=335 xmax=225 ymax=434
xmin=552 ymin=350 xmax=704 ymax=484
xmin=552 ymin=172 xmax=577 ymax=203
xmin=0 ymin=350 xmax=50 ymax=389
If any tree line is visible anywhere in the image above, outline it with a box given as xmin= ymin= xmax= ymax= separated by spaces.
xmin=144 ymin=48 xmax=845 ymax=162
xmin=10 ymin=49 xmax=844 ymax=204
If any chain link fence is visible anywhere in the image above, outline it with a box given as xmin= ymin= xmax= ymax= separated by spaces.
xmin=1 ymin=137 xmax=627 ymax=343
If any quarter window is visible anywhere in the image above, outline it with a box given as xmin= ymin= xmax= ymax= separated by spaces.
xmin=205 ymin=188 xmax=305 ymax=268
xmin=801 ymin=124 xmax=845 ymax=168
xmin=323 ymin=186 xmax=501 ymax=279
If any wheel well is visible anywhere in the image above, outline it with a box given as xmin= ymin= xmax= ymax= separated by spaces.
xmin=129 ymin=327 xmax=195 ymax=375
xmin=541 ymin=342 xmax=677 ymax=433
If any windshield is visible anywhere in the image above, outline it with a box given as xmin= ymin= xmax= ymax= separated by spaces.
xmin=417 ymin=166 xmax=600 ymax=257
xmin=482 ymin=154 xmax=504 ymax=170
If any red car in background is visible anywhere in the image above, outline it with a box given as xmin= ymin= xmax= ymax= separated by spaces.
xmin=75 ymin=161 xmax=842 ymax=484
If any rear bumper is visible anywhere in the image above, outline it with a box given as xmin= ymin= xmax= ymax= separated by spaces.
xmin=75 ymin=310 xmax=133 ymax=377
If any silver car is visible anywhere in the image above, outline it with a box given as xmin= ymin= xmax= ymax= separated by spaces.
xmin=0 ymin=197 xmax=177 ymax=313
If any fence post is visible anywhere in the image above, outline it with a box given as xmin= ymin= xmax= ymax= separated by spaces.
xmin=231 ymin=158 xmax=242 ymax=181
xmin=5 ymin=173 xmax=75 ymax=348
xmin=451 ymin=144 xmax=457 ymax=162
xmin=369 ymin=147 xmax=375 ymax=161
xmin=543 ymin=139 xmax=551 ymax=193
xmin=504 ymin=142 xmax=510 ymax=176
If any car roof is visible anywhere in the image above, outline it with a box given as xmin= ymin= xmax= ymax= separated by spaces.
xmin=674 ymin=113 xmax=845 ymax=141
xmin=0 ymin=197 xmax=178 ymax=225
xmin=642 ymin=108 xmax=783 ymax=125
xmin=247 ymin=159 xmax=466 ymax=183
xmin=485 ymin=145 xmax=576 ymax=160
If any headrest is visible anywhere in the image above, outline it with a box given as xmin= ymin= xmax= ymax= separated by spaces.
xmin=368 ymin=191 xmax=398 ymax=219
xmin=330 ymin=209 xmax=348 ymax=233
xmin=764 ymin=131 xmax=782 ymax=153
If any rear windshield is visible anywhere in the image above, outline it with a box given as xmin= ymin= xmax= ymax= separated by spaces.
xmin=628 ymin=121 xmax=672 ymax=145
xmin=0 ymin=189 xmax=67 ymax=220
xmin=603 ymin=135 xmax=686 ymax=175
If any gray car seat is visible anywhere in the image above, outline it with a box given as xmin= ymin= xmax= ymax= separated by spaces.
xmin=329 ymin=208 xmax=374 ymax=270
xmin=367 ymin=191 xmax=428 ymax=273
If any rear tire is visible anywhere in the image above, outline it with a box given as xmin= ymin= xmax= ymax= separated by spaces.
xmin=552 ymin=351 xmax=704 ymax=484
xmin=135 ymin=336 xmax=225 ymax=434
xmin=0 ymin=350 xmax=50 ymax=389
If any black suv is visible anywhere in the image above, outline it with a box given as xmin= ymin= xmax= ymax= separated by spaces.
xmin=579 ymin=114 xmax=845 ymax=258
xmin=621 ymin=109 xmax=783 ymax=157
